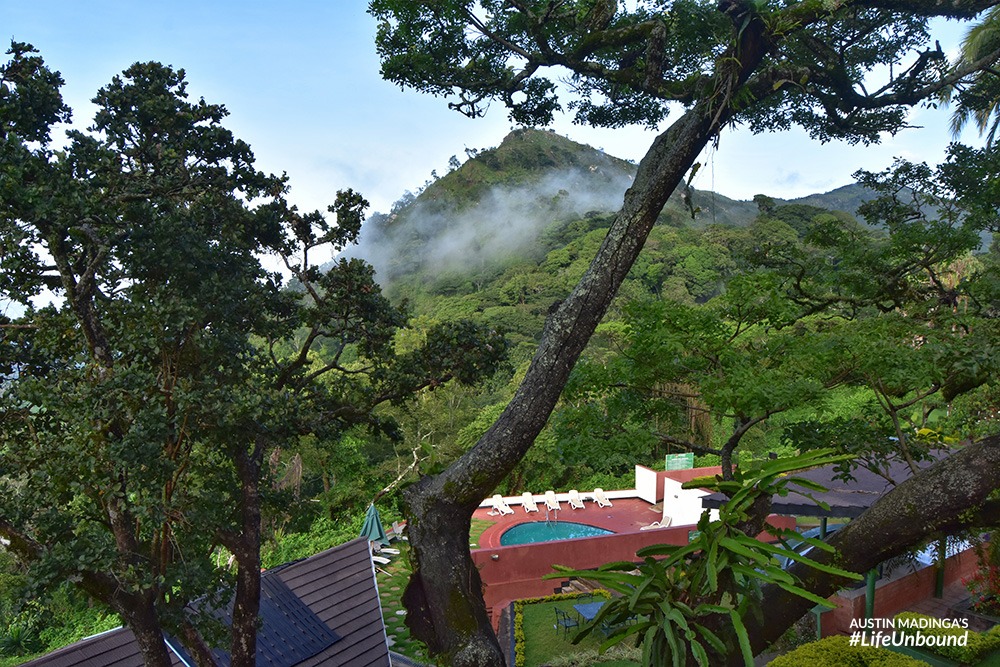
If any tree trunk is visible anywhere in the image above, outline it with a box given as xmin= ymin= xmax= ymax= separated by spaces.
xmin=734 ymin=434 xmax=1000 ymax=664
xmin=402 ymin=103 xmax=722 ymax=666
xmin=229 ymin=445 xmax=263 ymax=667
xmin=122 ymin=598 xmax=175 ymax=667
xmin=402 ymin=495 xmax=492 ymax=665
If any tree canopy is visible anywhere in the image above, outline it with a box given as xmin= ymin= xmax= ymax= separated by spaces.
xmin=0 ymin=43 xmax=505 ymax=667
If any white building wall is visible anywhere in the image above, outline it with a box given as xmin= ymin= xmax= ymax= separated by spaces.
xmin=635 ymin=465 xmax=659 ymax=504
xmin=661 ymin=477 xmax=716 ymax=525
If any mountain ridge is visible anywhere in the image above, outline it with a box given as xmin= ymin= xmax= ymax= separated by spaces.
xmin=349 ymin=128 xmax=876 ymax=284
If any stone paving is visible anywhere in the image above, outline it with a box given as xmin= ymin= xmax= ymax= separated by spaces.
xmin=905 ymin=580 xmax=970 ymax=618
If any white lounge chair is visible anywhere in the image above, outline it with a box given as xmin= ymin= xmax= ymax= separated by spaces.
xmin=390 ymin=520 xmax=407 ymax=541
xmin=544 ymin=490 xmax=562 ymax=511
xmin=522 ymin=492 xmax=539 ymax=513
xmin=489 ymin=494 xmax=515 ymax=516
xmin=593 ymin=488 xmax=613 ymax=508
xmin=568 ymin=489 xmax=585 ymax=509
xmin=372 ymin=555 xmax=391 ymax=565
xmin=640 ymin=515 xmax=673 ymax=530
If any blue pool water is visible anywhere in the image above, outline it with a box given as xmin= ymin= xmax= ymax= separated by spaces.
xmin=500 ymin=521 xmax=615 ymax=546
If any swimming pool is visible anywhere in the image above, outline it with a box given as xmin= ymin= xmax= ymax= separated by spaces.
xmin=499 ymin=521 xmax=615 ymax=546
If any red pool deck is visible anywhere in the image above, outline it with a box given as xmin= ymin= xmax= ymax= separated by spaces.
xmin=473 ymin=496 xmax=666 ymax=549
xmin=470 ymin=491 xmax=797 ymax=627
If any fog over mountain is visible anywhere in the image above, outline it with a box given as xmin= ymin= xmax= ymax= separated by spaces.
xmin=343 ymin=129 xmax=636 ymax=282
xmin=351 ymin=167 xmax=633 ymax=281
xmin=343 ymin=128 xmax=876 ymax=285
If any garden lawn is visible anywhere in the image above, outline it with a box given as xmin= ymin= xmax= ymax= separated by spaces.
xmin=470 ymin=517 xmax=495 ymax=548
xmin=373 ymin=542 xmax=431 ymax=663
xmin=520 ymin=598 xmax=641 ymax=667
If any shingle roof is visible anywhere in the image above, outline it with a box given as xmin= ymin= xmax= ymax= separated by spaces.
xmin=22 ymin=537 xmax=390 ymax=667
xmin=19 ymin=627 xmax=174 ymax=667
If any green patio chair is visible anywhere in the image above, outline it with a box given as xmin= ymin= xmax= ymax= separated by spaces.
xmin=554 ymin=607 xmax=579 ymax=637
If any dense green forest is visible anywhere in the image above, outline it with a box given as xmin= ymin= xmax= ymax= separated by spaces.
xmin=3 ymin=114 xmax=999 ymax=666
xmin=0 ymin=124 xmax=1000 ymax=655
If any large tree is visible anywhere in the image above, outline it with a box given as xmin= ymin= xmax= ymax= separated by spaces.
xmin=368 ymin=0 xmax=1000 ymax=664
xmin=0 ymin=44 xmax=505 ymax=666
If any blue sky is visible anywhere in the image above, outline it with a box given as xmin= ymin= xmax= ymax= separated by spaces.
xmin=4 ymin=2 xmax=984 ymax=215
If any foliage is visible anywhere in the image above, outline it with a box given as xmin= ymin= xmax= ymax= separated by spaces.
xmin=0 ymin=581 xmax=119 ymax=663
xmin=34 ymin=607 xmax=120 ymax=659
xmin=943 ymin=6 xmax=1000 ymax=146
xmin=964 ymin=539 xmax=1000 ymax=617
xmin=260 ymin=516 xmax=364 ymax=569
xmin=766 ymin=635 xmax=927 ymax=666
xmin=368 ymin=0 xmax=970 ymax=142
xmin=0 ymin=617 xmax=43 ymax=657
xmin=894 ymin=612 xmax=1000 ymax=663
xmin=550 ymin=450 xmax=861 ymax=666
xmin=0 ymin=42 xmax=506 ymax=664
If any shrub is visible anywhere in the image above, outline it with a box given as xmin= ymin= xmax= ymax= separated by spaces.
xmin=767 ymin=635 xmax=926 ymax=666
xmin=894 ymin=611 xmax=1000 ymax=664
xmin=0 ymin=620 xmax=44 ymax=656
xmin=963 ymin=539 xmax=1000 ymax=617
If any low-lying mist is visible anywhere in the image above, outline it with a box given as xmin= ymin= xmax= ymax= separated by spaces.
xmin=348 ymin=165 xmax=634 ymax=284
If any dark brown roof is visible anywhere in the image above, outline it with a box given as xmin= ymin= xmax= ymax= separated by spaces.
xmin=22 ymin=538 xmax=390 ymax=667
xmin=18 ymin=627 xmax=179 ymax=667
xmin=276 ymin=537 xmax=391 ymax=667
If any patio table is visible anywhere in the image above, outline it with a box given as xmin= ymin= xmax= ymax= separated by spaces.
xmin=572 ymin=600 xmax=606 ymax=622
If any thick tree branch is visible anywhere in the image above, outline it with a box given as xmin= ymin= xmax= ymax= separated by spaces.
xmin=739 ymin=433 xmax=1000 ymax=662
xmin=401 ymin=11 xmax=780 ymax=663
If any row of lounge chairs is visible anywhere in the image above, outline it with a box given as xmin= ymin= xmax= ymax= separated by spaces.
xmin=488 ymin=488 xmax=614 ymax=515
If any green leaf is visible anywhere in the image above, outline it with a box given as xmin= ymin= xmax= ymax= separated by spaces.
xmin=695 ymin=624 xmax=727 ymax=655
xmin=774 ymin=580 xmax=839 ymax=608
xmin=690 ymin=638 xmax=710 ymax=666
xmin=728 ymin=610 xmax=754 ymax=667
xmin=707 ymin=536 xmax=720 ymax=592
xmin=719 ymin=536 xmax=772 ymax=566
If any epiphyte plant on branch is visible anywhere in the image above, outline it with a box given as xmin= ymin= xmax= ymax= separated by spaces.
xmin=550 ymin=450 xmax=861 ymax=667
xmin=368 ymin=0 xmax=1000 ymax=665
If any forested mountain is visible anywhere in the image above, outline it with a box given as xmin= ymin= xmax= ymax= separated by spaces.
xmin=326 ymin=129 xmax=997 ymax=506
xmin=348 ymin=128 xmax=877 ymax=289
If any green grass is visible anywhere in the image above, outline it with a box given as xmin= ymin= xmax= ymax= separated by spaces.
xmin=373 ymin=542 xmax=431 ymax=663
xmin=0 ymin=653 xmax=44 ymax=667
xmin=470 ymin=517 xmax=496 ymax=548
xmin=519 ymin=598 xmax=641 ymax=667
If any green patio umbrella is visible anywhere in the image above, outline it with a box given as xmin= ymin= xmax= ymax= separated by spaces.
xmin=360 ymin=503 xmax=390 ymax=547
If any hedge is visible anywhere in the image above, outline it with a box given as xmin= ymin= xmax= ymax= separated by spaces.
xmin=894 ymin=612 xmax=1000 ymax=664
xmin=513 ymin=590 xmax=612 ymax=667
xmin=767 ymin=635 xmax=928 ymax=666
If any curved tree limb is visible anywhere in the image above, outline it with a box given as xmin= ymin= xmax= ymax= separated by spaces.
xmin=738 ymin=433 xmax=1000 ymax=663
